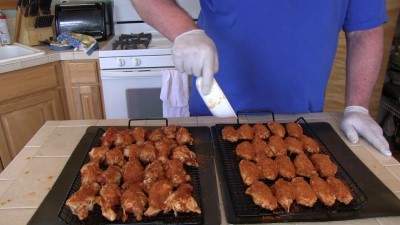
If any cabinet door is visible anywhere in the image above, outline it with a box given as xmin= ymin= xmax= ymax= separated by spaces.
xmin=62 ymin=60 xmax=104 ymax=120
xmin=0 ymin=90 xmax=65 ymax=168
xmin=71 ymin=85 xmax=104 ymax=119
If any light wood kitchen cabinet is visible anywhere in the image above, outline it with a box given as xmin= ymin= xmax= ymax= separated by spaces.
xmin=0 ymin=0 xmax=16 ymax=9
xmin=324 ymin=0 xmax=400 ymax=119
xmin=62 ymin=60 xmax=104 ymax=120
xmin=0 ymin=62 xmax=67 ymax=172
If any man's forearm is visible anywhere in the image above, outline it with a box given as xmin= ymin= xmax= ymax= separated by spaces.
xmin=345 ymin=25 xmax=384 ymax=109
xmin=131 ymin=0 xmax=198 ymax=41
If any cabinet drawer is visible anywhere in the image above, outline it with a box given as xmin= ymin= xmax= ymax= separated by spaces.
xmin=68 ymin=61 xmax=99 ymax=84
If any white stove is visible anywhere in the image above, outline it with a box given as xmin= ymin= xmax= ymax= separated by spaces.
xmin=98 ymin=0 xmax=200 ymax=119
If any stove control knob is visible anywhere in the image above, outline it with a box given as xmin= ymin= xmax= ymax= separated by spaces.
xmin=116 ymin=58 xmax=126 ymax=67
xmin=132 ymin=57 xmax=142 ymax=67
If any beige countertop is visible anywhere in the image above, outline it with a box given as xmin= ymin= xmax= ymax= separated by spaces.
xmin=0 ymin=112 xmax=399 ymax=225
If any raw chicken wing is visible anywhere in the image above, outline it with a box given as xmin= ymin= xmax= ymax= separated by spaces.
xmin=105 ymin=147 xmax=126 ymax=168
xmin=326 ymin=176 xmax=353 ymax=205
xmin=252 ymin=138 xmax=274 ymax=158
xmin=236 ymin=141 xmax=255 ymax=160
xmin=222 ymin=125 xmax=239 ymax=142
xmin=121 ymin=183 xmax=147 ymax=221
xmin=114 ymin=129 xmax=134 ymax=148
xmin=255 ymin=154 xmax=278 ymax=180
xmin=275 ymin=155 xmax=296 ymax=180
xmin=237 ymin=124 xmax=254 ymax=140
xmin=291 ymin=177 xmax=317 ymax=207
xmin=80 ymin=162 xmax=102 ymax=185
xmin=89 ymin=146 xmax=108 ymax=166
xmin=147 ymin=128 xmax=165 ymax=142
xmin=285 ymin=122 xmax=303 ymax=138
xmin=171 ymin=145 xmax=199 ymax=167
xmin=66 ymin=183 xmax=100 ymax=220
xmin=301 ymin=135 xmax=320 ymax=154
xmin=294 ymin=154 xmax=318 ymax=178
xmin=176 ymin=127 xmax=194 ymax=145
xmin=268 ymin=135 xmax=287 ymax=156
xmin=138 ymin=141 xmax=157 ymax=165
xmin=239 ymin=159 xmax=262 ymax=185
xmin=164 ymin=183 xmax=201 ymax=216
xmin=143 ymin=159 xmax=166 ymax=192
xmin=100 ymin=127 xmax=118 ymax=147
xmin=310 ymin=175 xmax=336 ymax=207
xmin=155 ymin=138 xmax=177 ymax=163
xmin=96 ymin=183 xmax=122 ymax=221
xmin=253 ymin=123 xmax=271 ymax=139
xmin=131 ymin=127 xmax=148 ymax=145
xmin=123 ymin=159 xmax=144 ymax=184
xmin=271 ymin=178 xmax=295 ymax=212
xmin=245 ymin=181 xmax=278 ymax=211
xmin=144 ymin=179 xmax=173 ymax=217
xmin=310 ymin=154 xmax=338 ymax=177
xmin=284 ymin=136 xmax=303 ymax=154
xmin=267 ymin=121 xmax=286 ymax=138
xmin=98 ymin=165 xmax=122 ymax=185
xmin=164 ymin=159 xmax=191 ymax=187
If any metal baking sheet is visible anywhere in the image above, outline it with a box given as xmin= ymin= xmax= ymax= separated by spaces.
xmin=27 ymin=126 xmax=220 ymax=225
xmin=212 ymin=120 xmax=400 ymax=224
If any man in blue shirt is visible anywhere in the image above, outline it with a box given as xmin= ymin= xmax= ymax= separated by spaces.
xmin=132 ymin=0 xmax=391 ymax=156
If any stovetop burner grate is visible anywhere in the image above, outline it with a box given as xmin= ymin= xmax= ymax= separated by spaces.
xmin=112 ymin=33 xmax=152 ymax=50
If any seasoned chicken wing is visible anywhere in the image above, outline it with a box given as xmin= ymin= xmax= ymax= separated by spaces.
xmin=162 ymin=125 xmax=178 ymax=139
xmin=89 ymin=146 xmax=108 ymax=166
xmin=301 ymin=135 xmax=320 ymax=154
xmin=105 ymin=147 xmax=126 ymax=168
xmin=144 ymin=179 xmax=173 ymax=217
xmin=284 ymin=136 xmax=303 ymax=155
xmin=131 ymin=127 xmax=148 ymax=145
xmin=326 ymin=176 xmax=353 ymax=205
xmin=164 ymin=159 xmax=191 ymax=187
xmin=96 ymin=183 xmax=122 ymax=221
xmin=164 ymin=183 xmax=201 ymax=216
xmin=222 ymin=125 xmax=239 ymax=142
xmin=147 ymin=127 xmax=165 ymax=142
xmin=123 ymin=159 xmax=144 ymax=184
xmin=291 ymin=177 xmax=317 ymax=207
xmin=176 ymin=127 xmax=194 ymax=145
xmin=310 ymin=154 xmax=338 ymax=177
xmin=80 ymin=162 xmax=102 ymax=185
xmin=310 ymin=176 xmax=336 ymax=207
xmin=114 ymin=129 xmax=134 ymax=148
xmin=143 ymin=159 xmax=166 ymax=192
xmin=285 ymin=122 xmax=303 ymax=139
xmin=293 ymin=154 xmax=318 ymax=178
xmin=271 ymin=178 xmax=295 ymax=212
xmin=239 ymin=159 xmax=262 ymax=185
xmin=236 ymin=141 xmax=256 ymax=160
xmin=155 ymin=138 xmax=177 ymax=163
xmin=138 ymin=141 xmax=157 ymax=165
xmin=245 ymin=181 xmax=278 ymax=211
xmin=255 ymin=154 xmax=278 ymax=180
xmin=252 ymin=138 xmax=274 ymax=158
xmin=121 ymin=183 xmax=147 ymax=221
xmin=123 ymin=143 xmax=140 ymax=161
xmin=66 ymin=183 xmax=100 ymax=220
xmin=100 ymin=127 xmax=118 ymax=147
xmin=275 ymin=155 xmax=296 ymax=180
xmin=237 ymin=124 xmax=254 ymax=140
xmin=171 ymin=145 xmax=199 ymax=167
xmin=268 ymin=135 xmax=287 ymax=156
xmin=253 ymin=123 xmax=271 ymax=139
xmin=98 ymin=165 xmax=122 ymax=186
xmin=267 ymin=121 xmax=286 ymax=138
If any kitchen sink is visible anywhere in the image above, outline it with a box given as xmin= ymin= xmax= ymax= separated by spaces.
xmin=0 ymin=42 xmax=45 ymax=63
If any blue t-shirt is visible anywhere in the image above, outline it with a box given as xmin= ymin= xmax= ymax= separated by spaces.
xmin=189 ymin=0 xmax=387 ymax=116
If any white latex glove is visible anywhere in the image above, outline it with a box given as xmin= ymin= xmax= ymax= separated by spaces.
xmin=340 ymin=106 xmax=392 ymax=156
xmin=172 ymin=29 xmax=219 ymax=95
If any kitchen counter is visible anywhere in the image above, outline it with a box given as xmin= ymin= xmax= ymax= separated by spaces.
xmin=0 ymin=112 xmax=399 ymax=225
xmin=0 ymin=39 xmax=110 ymax=74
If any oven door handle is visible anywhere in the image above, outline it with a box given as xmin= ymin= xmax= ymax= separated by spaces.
xmin=101 ymin=69 xmax=169 ymax=79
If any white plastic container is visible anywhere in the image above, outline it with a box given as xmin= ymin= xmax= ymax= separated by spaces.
xmin=0 ymin=11 xmax=11 ymax=45
xmin=196 ymin=77 xmax=237 ymax=118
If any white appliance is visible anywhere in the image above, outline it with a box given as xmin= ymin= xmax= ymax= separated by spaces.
xmin=99 ymin=0 xmax=200 ymax=119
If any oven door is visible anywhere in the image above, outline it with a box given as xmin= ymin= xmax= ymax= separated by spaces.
xmin=101 ymin=69 xmax=166 ymax=119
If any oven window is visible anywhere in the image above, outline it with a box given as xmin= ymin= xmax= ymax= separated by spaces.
xmin=58 ymin=9 xmax=103 ymax=35
xmin=126 ymin=88 xmax=163 ymax=118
